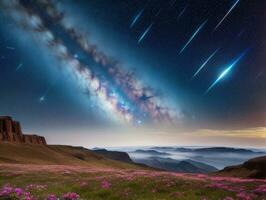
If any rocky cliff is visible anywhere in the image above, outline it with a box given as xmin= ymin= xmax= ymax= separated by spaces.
xmin=0 ymin=116 xmax=46 ymax=145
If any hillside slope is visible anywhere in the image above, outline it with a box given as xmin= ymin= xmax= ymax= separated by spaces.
xmin=0 ymin=143 xmax=142 ymax=169
xmin=92 ymin=149 xmax=133 ymax=163
xmin=217 ymin=156 xmax=266 ymax=179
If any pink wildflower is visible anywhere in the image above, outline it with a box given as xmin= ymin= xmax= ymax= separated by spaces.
xmin=46 ymin=194 xmax=58 ymax=200
xmin=236 ymin=192 xmax=257 ymax=200
xmin=253 ymin=184 xmax=266 ymax=194
xmin=79 ymin=181 xmax=87 ymax=187
xmin=0 ymin=185 xmax=13 ymax=196
xmin=14 ymin=187 xmax=24 ymax=197
xmin=223 ymin=197 xmax=234 ymax=200
xmin=62 ymin=192 xmax=80 ymax=200
xmin=101 ymin=180 xmax=111 ymax=189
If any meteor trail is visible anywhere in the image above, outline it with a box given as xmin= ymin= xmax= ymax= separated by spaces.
xmin=192 ymin=49 xmax=219 ymax=79
xmin=15 ymin=63 xmax=23 ymax=71
xmin=138 ymin=23 xmax=153 ymax=44
xmin=213 ymin=0 xmax=241 ymax=31
xmin=39 ymin=78 xmax=59 ymax=103
xmin=6 ymin=46 xmax=15 ymax=50
xmin=205 ymin=49 xmax=249 ymax=94
xmin=179 ymin=20 xmax=207 ymax=54
xmin=177 ymin=6 xmax=187 ymax=20
xmin=130 ymin=9 xmax=144 ymax=28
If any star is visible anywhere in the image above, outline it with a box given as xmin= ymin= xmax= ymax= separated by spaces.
xmin=39 ymin=96 xmax=45 ymax=103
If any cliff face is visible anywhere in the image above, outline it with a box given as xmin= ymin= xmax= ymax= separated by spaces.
xmin=0 ymin=116 xmax=46 ymax=145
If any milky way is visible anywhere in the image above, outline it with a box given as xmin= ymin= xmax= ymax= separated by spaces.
xmin=0 ymin=0 xmax=178 ymax=125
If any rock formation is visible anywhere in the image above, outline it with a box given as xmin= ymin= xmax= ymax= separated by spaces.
xmin=0 ymin=116 xmax=46 ymax=145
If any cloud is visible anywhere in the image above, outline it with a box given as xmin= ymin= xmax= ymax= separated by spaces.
xmin=193 ymin=127 xmax=266 ymax=139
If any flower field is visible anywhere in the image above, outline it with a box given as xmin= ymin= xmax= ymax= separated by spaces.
xmin=0 ymin=164 xmax=265 ymax=200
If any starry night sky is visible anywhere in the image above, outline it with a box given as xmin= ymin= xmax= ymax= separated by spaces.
xmin=0 ymin=0 xmax=265 ymax=146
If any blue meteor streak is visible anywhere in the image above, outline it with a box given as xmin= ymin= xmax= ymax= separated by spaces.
xmin=213 ymin=0 xmax=241 ymax=31
xmin=205 ymin=49 xmax=249 ymax=94
xmin=177 ymin=6 xmax=187 ymax=20
xmin=130 ymin=9 xmax=144 ymax=28
xmin=192 ymin=48 xmax=219 ymax=79
xmin=15 ymin=63 xmax=23 ymax=71
xmin=138 ymin=23 xmax=153 ymax=44
xmin=179 ymin=20 xmax=207 ymax=54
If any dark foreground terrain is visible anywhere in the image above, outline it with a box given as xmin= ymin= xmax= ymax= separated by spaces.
xmin=218 ymin=156 xmax=266 ymax=179
xmin=0 ymin=143 xmax=266 ymax=200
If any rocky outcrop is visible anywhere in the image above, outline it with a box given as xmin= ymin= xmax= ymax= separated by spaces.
xmin=0 ymin=116 xmax=46 ymax=145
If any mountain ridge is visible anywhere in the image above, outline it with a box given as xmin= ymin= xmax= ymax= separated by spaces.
xmin=134 ymin=156 xmax=218 ymax=173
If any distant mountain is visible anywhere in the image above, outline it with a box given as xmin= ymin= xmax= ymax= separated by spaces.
xmin=174 ymin=147 xmax=257 ymax=154
xmin=175 ymin=147 xmax=194 ymax=152
xmin=92 ymin=149 xmax=133 ymax=163
xmin=133 ymin=149 xmax=171 ymax=156
xmin=152 ymin=147 xmax=176 ymax=151
xmin=152 ymin=146 xmax=258 ymax=154
xmin=134 ymin=156 xmax=217 ymax=173
xmin=194 ymin=147 xmax=255 ymax=153
xmin=217 ymin=156 xmax=266 ymax=179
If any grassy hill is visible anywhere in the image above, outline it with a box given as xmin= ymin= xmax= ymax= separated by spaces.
xmin=217 ymin=156 xmax=266 ymax=179
xmin=0 ymin=143 xmax=266 ymax=199
xmin=0 ymin=143 xmax=141 ymax=169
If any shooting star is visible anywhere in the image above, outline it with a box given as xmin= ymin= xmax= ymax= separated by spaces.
xmin=205 ymin=48 xmax=249 ymax=94
xmin=39 ymin=78 xmax=59 ymax=103
xmin=6 ymin=46 xmax=15 ymax=50
xmin=39 ymin=95 xmax=45 ymax=103
xmin=155 ymin=8 xmax=162 ymax=17
xmin=192 ymin=49 xmax=219 ymax=79
xmin=15 ymin=63 xmax=23 ymax=71
xmin=179 ymin=20 xmax=207 ymax=54
xmin=177 ymin=6 xmax=187 ymax=20
xmin=138 ymin=23 xmax=153 ymax=44
xmin=38 ymin=89 xmax=49 ymax=103
xmin=213 ymin=0 xmax=241 ymax=31
xmin=130 ymin=9 xmax=144 ymax=28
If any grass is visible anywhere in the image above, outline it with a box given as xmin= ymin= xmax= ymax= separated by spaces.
xmin=0 ymin=144 xmax=265 ymax=199
xmin=0 ymin=143 xmax=142 ymax=169
xmin=0 ymin=164 xmax=266 ymax=200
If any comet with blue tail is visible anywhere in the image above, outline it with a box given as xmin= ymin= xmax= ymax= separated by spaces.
xmin=205 ymin=48 xmax=249 ymax=94
xmin=179 ymin=20 xmax=207 ymax=54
